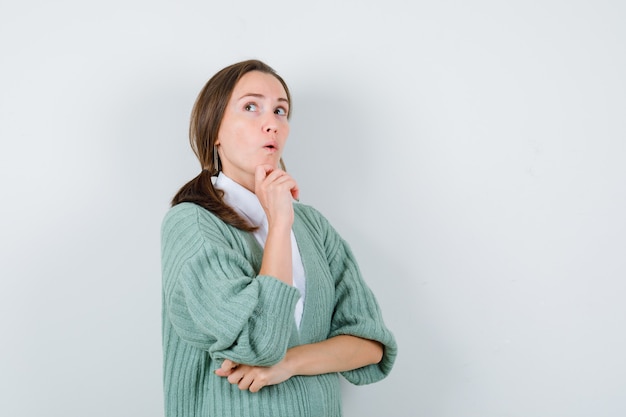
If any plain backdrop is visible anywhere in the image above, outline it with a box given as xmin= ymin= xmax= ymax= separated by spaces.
xmin=1 ymin=1 xmax=625 ymax=416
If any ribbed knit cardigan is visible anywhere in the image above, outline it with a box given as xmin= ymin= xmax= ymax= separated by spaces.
xmin=161 ymin=202 xmax=397 ymax=417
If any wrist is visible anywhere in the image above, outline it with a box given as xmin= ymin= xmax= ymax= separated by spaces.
xmin=283 ymin=347 xmax=300 ymax=377
xmin=267 ymin=220 xmax=292 ymax=235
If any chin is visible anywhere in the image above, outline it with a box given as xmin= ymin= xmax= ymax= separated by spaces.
xmin=259 ymin=158 xmax=281 ymax=169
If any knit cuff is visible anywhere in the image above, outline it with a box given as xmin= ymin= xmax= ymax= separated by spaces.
xmin=247 ymin=275 xmax=300 ymax=365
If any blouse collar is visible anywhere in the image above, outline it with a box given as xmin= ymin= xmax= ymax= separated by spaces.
xmin=214 ymin=172 xmax=266 ymax=228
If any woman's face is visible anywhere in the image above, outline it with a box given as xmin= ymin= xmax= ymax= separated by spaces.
xmin=216 ymin=70 xmax=290 ymax=190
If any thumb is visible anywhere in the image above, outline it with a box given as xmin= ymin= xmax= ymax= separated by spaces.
xmin=215 ymin=359 xmax=237 ymax=376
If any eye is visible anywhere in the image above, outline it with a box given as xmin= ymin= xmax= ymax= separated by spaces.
xmin=275 ymin=106 xmax=288 ymax=116
xmin=244 ymin=103 xmax=258 ymax=112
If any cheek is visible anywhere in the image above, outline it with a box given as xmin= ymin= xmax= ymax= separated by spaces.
xmin=281 ymin=123 xmax=290 ymax=141
xmin=222 ymin=123 xmax=249 ymax=148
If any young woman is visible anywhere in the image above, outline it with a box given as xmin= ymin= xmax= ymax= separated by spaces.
xmin=161 ymin=59 xmax=397 ymax=417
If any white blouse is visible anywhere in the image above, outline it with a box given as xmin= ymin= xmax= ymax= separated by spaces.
xmin=214 ymin=173 xmax=306 ymax=328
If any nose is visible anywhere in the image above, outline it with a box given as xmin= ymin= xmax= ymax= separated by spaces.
xmin=262 ymin=114 xmax=278 ymax=134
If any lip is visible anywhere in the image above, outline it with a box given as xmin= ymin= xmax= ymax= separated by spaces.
xmin=263 ymin=140 xmax=279 ymax=152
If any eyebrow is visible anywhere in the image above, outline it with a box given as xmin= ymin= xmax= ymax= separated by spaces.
xmin=238 ymin=93 xmax=289 ymax=104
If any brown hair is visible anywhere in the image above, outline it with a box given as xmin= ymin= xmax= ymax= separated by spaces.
xmin=170 ymin=59 xmax=292 ymax=231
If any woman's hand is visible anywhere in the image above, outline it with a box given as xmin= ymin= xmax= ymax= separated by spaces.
xmin=215 ymin=358 xmax=294 ymax=393
xmin=215 ymin=336 xmax=383 ymax=392
xmin=254 ymin=165 xmax=299 ymax=227
xmin=255 ymin=165 xmax=299 ymax=285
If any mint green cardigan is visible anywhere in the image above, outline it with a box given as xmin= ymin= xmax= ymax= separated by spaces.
xmin=161 ymin=202 xmax=397 ymax=417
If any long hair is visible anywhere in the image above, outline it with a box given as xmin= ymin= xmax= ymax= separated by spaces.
xmin=171 ymin=59 xmax=292 ymax=231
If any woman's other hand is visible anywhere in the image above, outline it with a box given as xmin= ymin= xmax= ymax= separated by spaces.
xmin=215 ymin=358 xmax=294 ymax=393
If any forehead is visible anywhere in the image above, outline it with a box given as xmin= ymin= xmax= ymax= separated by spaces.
xmin=231 ymin=71 xmax=288 ymax=100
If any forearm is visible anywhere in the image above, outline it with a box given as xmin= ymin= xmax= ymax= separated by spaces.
xmin=259 ymin=223 xmax=293 ymax=286
xmin=285 ymin=335 xmax=383 ymax=376
xmin=215 ymin=335 xmax=384 ymax=392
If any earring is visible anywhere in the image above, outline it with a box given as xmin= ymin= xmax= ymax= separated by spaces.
xmin=213 ymin=145 xmax=220 ymax=173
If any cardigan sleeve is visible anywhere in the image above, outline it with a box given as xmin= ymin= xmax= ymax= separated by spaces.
xmin=161 ymin=203 xmax=300 ymax=367
xmin=322 ymin=214 xmax=398 ymax=385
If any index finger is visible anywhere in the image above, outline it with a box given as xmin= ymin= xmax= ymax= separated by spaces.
xmin=255 ymin=164 xmax=275 ymax=186
xmin=255 ymin=164 xmax=275 ymax=178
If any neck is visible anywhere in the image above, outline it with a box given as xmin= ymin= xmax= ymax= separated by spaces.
xmin=221 ymin=171 xmax=256 ymax=195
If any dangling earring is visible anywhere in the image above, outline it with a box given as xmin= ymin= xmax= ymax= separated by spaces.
xmin=213 ymin=145 xmax=220 ymax=173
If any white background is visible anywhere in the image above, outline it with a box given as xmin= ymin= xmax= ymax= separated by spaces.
xmin=1 ymin=1 xmax=625 ymax=416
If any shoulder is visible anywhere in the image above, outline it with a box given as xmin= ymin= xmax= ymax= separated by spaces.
xmin=162 ymin=203 xmax=201 ymax=234
xmin=161 ymin=202 xmax=231 ymax=243
xmin=293 ymin=201 xmax=330 ymax=222
xmin=162 ymin=202 xmax=225 ymax=226
xmin=293 ymin=201 xmax=347 ymax=250
xmin=162 ymin=202 xmax=198 ymax=224
xmin=293 ymin=201 xmax=332 ymax=230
